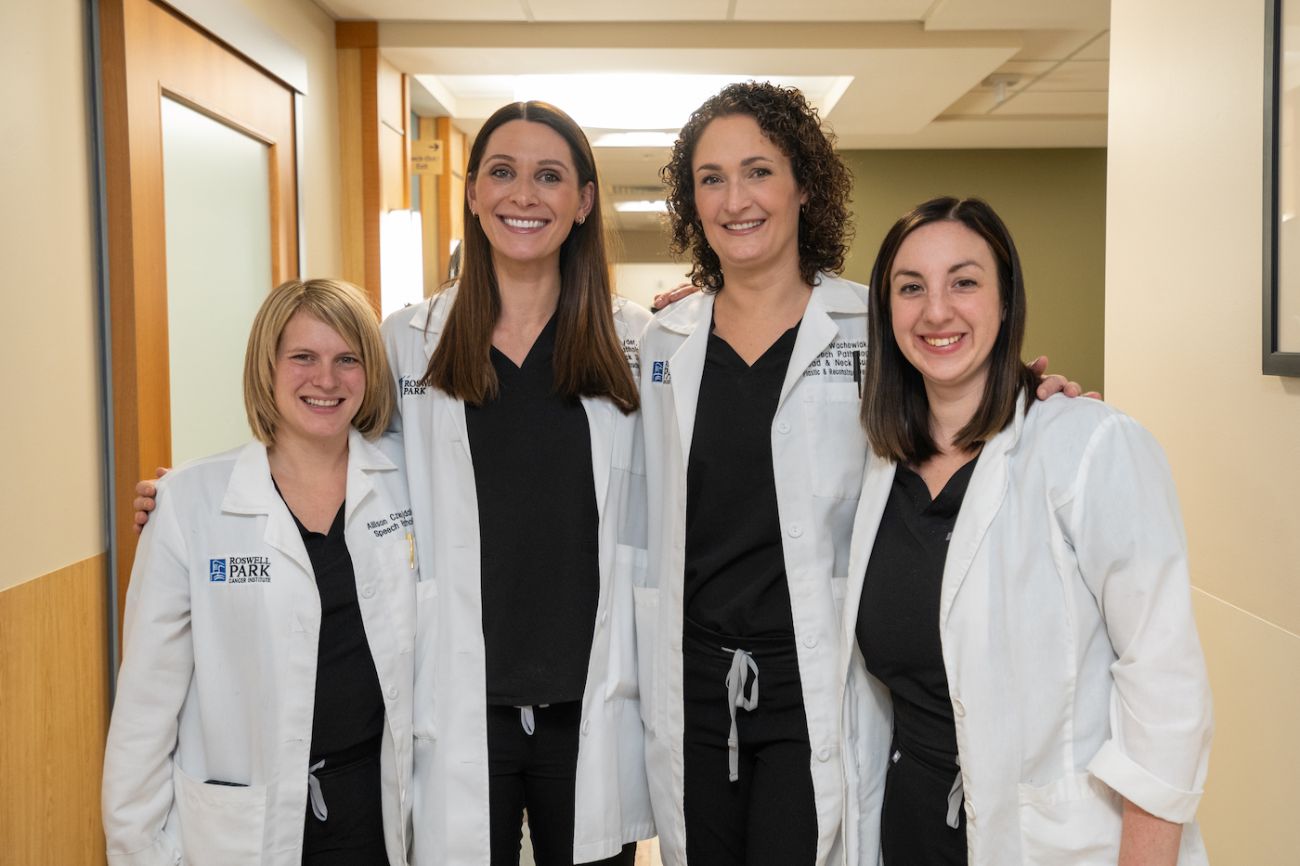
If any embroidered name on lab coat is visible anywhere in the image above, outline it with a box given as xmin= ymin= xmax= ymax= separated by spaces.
xmin=622 ymin=338 xmax=641 ymax=378
xmin=367 ymin=508 xmax=414 ymax=538
xmin=803 ymin=339 xmax=867 ymax=380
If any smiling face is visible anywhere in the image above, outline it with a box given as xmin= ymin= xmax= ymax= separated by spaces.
xmin=466 ymin=119 xmax=594 ymax=273
xmin=691 ymin=114 xmax=807 ymax=283
xmin=889 ymin=219 xmax=1005 ymax=399
xmin=271 ymin=310 xmax=365 ymax=449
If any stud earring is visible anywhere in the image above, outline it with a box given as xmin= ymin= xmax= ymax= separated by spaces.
xmin=576 ymin=215 xmax=586 ymax=225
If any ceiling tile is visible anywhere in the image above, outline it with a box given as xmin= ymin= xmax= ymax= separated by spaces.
xmin=528 ymin=0 xmax=730 ymax=20
xmin=993 ymin=90 xmax=1108 ymax=116
xmin=1072 ymin=32 xmax=1110 ymax=60
xmin=1031 ymin=60 xmax=1109 ymax=92
xmin=942 ymin=92 xmax=1001 ymax=116
xmin=733 ymin=0 xmax=932 ymax=21
xmin=317 ymin=0 xmax=528 ymax=20
xmin=925 ymin=0 xmax=1109 ymax=32
xmin=1012 ymin=29 xmax=1102 ymax=61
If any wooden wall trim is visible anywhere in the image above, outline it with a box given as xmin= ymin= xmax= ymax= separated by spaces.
xmin=0 ymin=554 xmax=110 ymax=864
xmin=335 ymin=20 xmax=378 ymax=49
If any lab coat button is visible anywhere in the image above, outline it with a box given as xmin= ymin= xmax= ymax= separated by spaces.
xmin=787 ymin=524 xmax=803 ymax=538
xmin=952 ymin=698 xmax=966 ymax=718
xmin=776 ymin=421 xmax=791 ymax=434
xmin=803 ymin=634 xmax=819 ymax=648
xmin=599 ymin=611 xmax=609 ymax=626
xmin=361 ymin=584 xmax=375 ymax=599
xmin=582 ymin=719 xmax=591 ymax=735
xmin=387 ymin=685 xmax=399 ymax=700
xmin=817 ymin=746 xmax=832 ymax=762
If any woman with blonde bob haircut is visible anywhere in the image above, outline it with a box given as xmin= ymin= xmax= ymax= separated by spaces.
xmin=105 ymin=278 xmax=416 ymax=865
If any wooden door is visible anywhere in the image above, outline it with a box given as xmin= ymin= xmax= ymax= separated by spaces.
xmin=100 ymin=0 xmax=299 ymax=632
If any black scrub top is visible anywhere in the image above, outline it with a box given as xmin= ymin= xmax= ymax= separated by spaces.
xmin=683 ymin=322 xmax=800 ymax=639
xmin=287 ymin=501 xmax=386 ymax=761
xmin=465 ymin=315 xmax=600 ymax=707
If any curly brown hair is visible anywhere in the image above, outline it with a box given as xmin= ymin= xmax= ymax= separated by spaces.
xmin=661 ymin=81 xmax=854 ymax=290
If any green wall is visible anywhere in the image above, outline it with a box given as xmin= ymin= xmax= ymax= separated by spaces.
xmin=840 ymin=149 xmax=1107 ymax=393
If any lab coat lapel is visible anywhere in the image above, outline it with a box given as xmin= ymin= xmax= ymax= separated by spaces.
xmin=664 ymin=293 xmax=714 ymax=460
xmin=939 ymin=396 xmax=1028 ymax=626
xmin=222 ymin=442 xmax=313 ymax=578
xmin=779 ymin=287 xmax=838 ymax=409
xmin=583 ymin=397 xmax=616 ymax=525
xmin=838 ymin=452 xmax=897 ymax=683
xmin=343 ymin=428 xmax=396 ymax=527
xmin=410 ymin=290 xmax=475 ymax=463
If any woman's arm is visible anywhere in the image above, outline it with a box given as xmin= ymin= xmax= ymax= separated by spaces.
xmin=1119 ymin=798 xmax=1182 ymax=866
xmin=1064 ymin=412 xmax=1213 ymax=827
xmin=103 ymin=485 xmax=194 ymax=864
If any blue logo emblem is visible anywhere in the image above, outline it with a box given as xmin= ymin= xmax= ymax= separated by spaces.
xmin=651 ymin=360 xmax=670 ymax=384
xmin=208 ymin=558 xmax=227 ymax=582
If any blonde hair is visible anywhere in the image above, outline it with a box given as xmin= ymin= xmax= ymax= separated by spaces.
xmin=243 ymin=279 xmax=394 ymax=444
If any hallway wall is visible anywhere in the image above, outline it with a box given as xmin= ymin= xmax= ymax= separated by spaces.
xmin=1107 ymin=1 xmax=1300 ymax=861
xmin=0 ymin=0 xmax=346 ymax=861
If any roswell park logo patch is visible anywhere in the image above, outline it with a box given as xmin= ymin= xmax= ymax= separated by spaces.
xmin=208 ymin=556 xmax=271 ymax=584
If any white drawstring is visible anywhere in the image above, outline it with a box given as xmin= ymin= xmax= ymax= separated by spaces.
xmin=307 ymin=759 xmax=328 ymax=822
xmin=945 ymin=756 xmax=963 ymax=829
xmin=722 ymin=648 xmax=759 ymax=782
xmin=519 ymin=705 xmax=536 ymax=735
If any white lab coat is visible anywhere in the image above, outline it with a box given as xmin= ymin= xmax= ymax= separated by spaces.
xmin=838 ymin=394 xmax=1213 ymax=866
xmin=103 ymin=429 xmax=416 ymax=866
xmin=380 ymin=288 xmax=655 ymax=866
xmin=637 ymin=275 xmax=876 ymax=866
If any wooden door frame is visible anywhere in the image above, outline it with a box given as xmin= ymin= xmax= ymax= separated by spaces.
xmin=99 ymin=0 xmax=299 ymax=634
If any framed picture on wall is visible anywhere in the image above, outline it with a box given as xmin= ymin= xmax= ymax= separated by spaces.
xmin=1265 ymin=0 xmax=1300 ymax=375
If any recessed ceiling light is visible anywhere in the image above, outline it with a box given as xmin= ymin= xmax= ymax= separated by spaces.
xmin=614 ymin=200 xmax=669 ymax=213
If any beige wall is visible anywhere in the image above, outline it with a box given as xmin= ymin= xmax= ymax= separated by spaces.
xmin=0 ymin=0 xmax=104 ymax=591
xmin=1108 ymin=1 xmax=1300 ymax=862
xmin=235 ymin=0 xmax=343 ymax=278
xmin=841 ymin=148 xmax=1108 ymax=393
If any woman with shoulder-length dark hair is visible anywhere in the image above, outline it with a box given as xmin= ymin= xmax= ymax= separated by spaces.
xmin=382 ymin=101 xmax=652 ymax=866
xmin=840 ymin=196 xmax=1212 ymax=865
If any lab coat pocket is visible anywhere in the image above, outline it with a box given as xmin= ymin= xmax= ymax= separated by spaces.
xmin=173 ymin=765 xmax=267 ymax=864
xmin=412 ymin=580 xmax=438 ymax=740
xmin=632 ymin=585 xmax=659 ymax=735
xmin=1017 ymin=771 xmax=1121 ymax=864
xmin=804 ymin=386 xmax=867 ymax=500
xmin=607 ymin=544 xmax=646 ymax=700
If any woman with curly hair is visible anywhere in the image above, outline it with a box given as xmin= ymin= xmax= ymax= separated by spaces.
xmin=635 ymin=81 xmax=869 ymax=866
xmin=637 ymin=83 xmax=1076 ymax=866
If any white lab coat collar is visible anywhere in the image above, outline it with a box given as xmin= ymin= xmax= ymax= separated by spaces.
xmin=839 ymin=392 xmax=1032 ymax=671
xmin=220 ymin=428 xmax=399 ymax=575
xmin=657 ymin=273 xmax=869 ymax=458
xmin=406 ymin=286 xmax=457 ymax=361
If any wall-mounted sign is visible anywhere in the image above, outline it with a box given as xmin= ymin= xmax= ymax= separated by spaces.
xmin=411 ymin=136 xmax=443 ymax=176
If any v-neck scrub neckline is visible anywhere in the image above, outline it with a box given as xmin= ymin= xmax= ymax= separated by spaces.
xmin=683 ymin=321 xmax=802 ymax=639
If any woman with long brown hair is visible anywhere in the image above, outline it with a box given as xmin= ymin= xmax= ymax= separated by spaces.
xmin=381 ymin=101 xmax=652 ymax=866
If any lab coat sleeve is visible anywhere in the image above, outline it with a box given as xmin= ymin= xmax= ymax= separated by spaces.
xmin=102 ymin=484 xmax=193 ymax=865
xmin=1063 ymin=413 xmax=1213 ymax=824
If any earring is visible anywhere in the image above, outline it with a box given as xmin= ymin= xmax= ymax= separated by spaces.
xmin=576 ymin=215 xmax=586 ymax=225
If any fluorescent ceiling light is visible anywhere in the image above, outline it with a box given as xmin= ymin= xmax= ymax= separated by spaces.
xmin=425 ymin=74 xmax=853 ymax=133
xmin=614 ymin=200 xmax=669 ymax=213
xmin=591 ymin=131 xmax=680 ymax=148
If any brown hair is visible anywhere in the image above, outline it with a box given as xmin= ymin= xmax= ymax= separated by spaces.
xmin=244 ymin=278 xmax=394 ymax=444
xmin=861 ymin=197 xmax=1038 ymax=464
xmin=661 ymin=81 xmax=853 ymax=289
xmin=420 ymin=101 xmax=638 ymax=413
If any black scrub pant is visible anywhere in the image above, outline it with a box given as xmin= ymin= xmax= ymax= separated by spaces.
xmin=301 ymin=739 xmax=388 ymax=865
xmin=880 ymin=739 xmax=968 ymax=865
xmin=682 ymin=620 xmax=818 ymax=866
xmin=487 ymin=701 xmax=637 ymax=866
